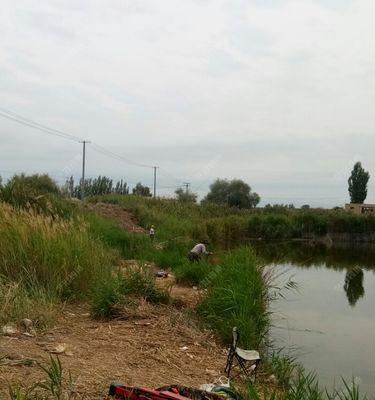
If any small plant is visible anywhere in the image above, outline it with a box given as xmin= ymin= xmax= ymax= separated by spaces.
xmin=90 ymin=276 xmax=121 ymax=318
xmin=119 ymin=266 xmax=169 ymax=304
xmin=8 ymin=356 xmax=77 ymax=400
xmin=37 ymin=356 xmax=64 ymax=399
xmin=264 ymin=351 xmax=299 ymax=388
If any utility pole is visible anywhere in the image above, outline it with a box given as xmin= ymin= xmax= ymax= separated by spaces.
xmin=183 ymin=182 xmax=190 ymax=193
xmin=80 ymin=140 xmax=90 ymax=201
xmin=153 ymin=166 xmax=158 ymax=198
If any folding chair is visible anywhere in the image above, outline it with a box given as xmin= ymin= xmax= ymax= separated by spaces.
xmin=224 ymin=327 xmax=261 ymax=379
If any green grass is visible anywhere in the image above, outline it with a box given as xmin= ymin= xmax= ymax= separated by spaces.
xmin=242 ymin=373 xmax=370 ymax=400
xmin=88 ymin=194 xmax=375 ymax=245
xmin=8 ymin=356 xmax=76 ymax=400
xmin=174 ymin=258 xmax=213 ymax=286
xmin=0 ymin=203 xmax=117 ymax=302
xmin=83 ymin=210 xmax=154 ymax=259
xmin=198 ymin=247 xmax=269 ymax=349
xmin=0 ymin=202 xmax=168 ymax=326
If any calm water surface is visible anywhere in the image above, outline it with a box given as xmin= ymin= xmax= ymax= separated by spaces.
xmin=255 ymin=242 xmax=375 ymax=395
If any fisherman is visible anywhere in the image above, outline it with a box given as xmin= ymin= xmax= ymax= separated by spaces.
xmin=188 ymin=240 xmax=212 ymax=262
xmin=149 ymin=225 xmax=155 ymax=241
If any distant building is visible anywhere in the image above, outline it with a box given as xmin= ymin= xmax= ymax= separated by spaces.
xmin=345 ymin=203 xmax=375 ymax=215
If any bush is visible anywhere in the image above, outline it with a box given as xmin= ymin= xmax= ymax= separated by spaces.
xmin=0 ymin=173 xmax=74 ymax=218
xmin=90 ymin=267 xmax=169 ymax=319
xmin=119 ymin=265 xmax=169 ymax=304
xmin=90 ymin=276 xmax=122 ymax=319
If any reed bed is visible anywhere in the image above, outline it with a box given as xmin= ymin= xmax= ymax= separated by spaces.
xmin=0 ymin=203 xmax=116 ymax=300
xmin=0 ymin=202 xmax=120 ymax=325
xmin=89 ymin=195 xmax=375 ymax=245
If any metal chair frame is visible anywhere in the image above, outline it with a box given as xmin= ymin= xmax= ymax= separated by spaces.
xmin=224 ymin=327 xmax=261 ymax=379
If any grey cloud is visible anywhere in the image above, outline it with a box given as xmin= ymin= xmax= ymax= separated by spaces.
xmin=1 ymin=0 xmax=375 ymax=207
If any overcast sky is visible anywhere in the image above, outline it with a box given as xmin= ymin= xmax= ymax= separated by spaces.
xmin=1 ymin=0 xmax=375 ymax=206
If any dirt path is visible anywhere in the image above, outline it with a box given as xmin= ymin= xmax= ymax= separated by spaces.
xmin=0 ymin=302 xmax=226 ymax=399
xmin=86 ymin=202 xmax=146 ymax=233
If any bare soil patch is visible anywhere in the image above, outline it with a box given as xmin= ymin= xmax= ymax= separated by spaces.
xmin=0 ymin=303 xmax=226 ymax=399
xmin=86 ymin=202 xmax=146 ymax=233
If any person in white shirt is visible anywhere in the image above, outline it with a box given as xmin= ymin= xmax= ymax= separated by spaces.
xmin=149 ymin=225 xmax=155 ymax=241
xmin=188 ymin=240 xmax=212 ymax=262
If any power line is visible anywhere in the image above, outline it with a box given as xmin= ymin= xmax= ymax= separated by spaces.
xmin=0 ymin=107 xmax=187 ymax=197
xmin=0 ymin=108 xmax=83 ymax=143
xmin=158 ymin=167 xmax=182 ymax=183
xmin=0 ymin=108 xmax=158 ymax=169
xmin=90 ymin=143 xmax=155 ymax=169
xmin=158 ymin=185 xmax=184 ymax=189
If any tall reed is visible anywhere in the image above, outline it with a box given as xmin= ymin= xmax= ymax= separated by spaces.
xmin=0 ymin=203 xmax=117 ymax=302
xmin=198 ymin=247 xmax=269 ymax=349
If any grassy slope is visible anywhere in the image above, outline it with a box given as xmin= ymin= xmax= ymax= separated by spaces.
xmin=89 ymin=194 xmax=375 ymax=242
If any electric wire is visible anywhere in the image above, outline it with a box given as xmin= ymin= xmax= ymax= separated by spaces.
xmin=0 ymin=108 xmax=83 ymax=142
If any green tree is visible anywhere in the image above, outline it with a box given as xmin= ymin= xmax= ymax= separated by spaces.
xmin=348 ymin=162 xmax=370 ymax=203
xmin=115 ymin=179 xmax=129 ymax=195
xmin=132 ymin=182 xmax=152 ymax=197
xmin=69 ymin=176 xmax=129 ymax=198
xmin=204 ymin=178 xmax=260 ymax=208
xmin=175 ymin=187 xmax=197 ymax=203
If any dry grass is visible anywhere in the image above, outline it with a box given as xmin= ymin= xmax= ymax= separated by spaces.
xmin=0 ymin=282 xmax=57 ymax=328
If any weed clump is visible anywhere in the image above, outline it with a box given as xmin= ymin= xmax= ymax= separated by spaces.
xmin=174 ymin=259 xmax=212 ymax=286
xmin=90 ymin=266 xmax=169 ymax=319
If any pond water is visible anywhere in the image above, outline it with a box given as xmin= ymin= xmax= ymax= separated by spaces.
xmin=254 ymin=242 xmax=375 ymax=395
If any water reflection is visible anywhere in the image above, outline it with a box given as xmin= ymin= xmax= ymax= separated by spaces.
xmin=253 ymin=241 xmax=375 ymax=307
xmin=255 ymin=241 xmax=375 ymax=393
xmin=253 ymin=240 xmax=375 ymax=271
xmin=344 ymin=267 xmax=365 ymax=307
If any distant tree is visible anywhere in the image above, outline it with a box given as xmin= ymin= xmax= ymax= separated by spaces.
xmin=90 ymin=176 xmax=113 ymax=196
xmin=65 ymin=176 xmax=75 ymax=197
xmin=68 ymin=176 xmax=129 ymax=198
xmin=115 ymin=179 xmax=129 ymax=195
xmin=132 ymin=182 xmax=152 ymax=197
xmin=204 ymin=178 xmax=260 ymax=209
xmin=348 ymin=162 xmax=370 ymax=203
xmin=175 ymin=188 xmax=197 ymax=203
xmin=301 ymin=204 xmax=310 ymax=209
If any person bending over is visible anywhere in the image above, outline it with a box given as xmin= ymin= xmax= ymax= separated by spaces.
xmin=188 ymin=240 xmax=212 ymax=262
